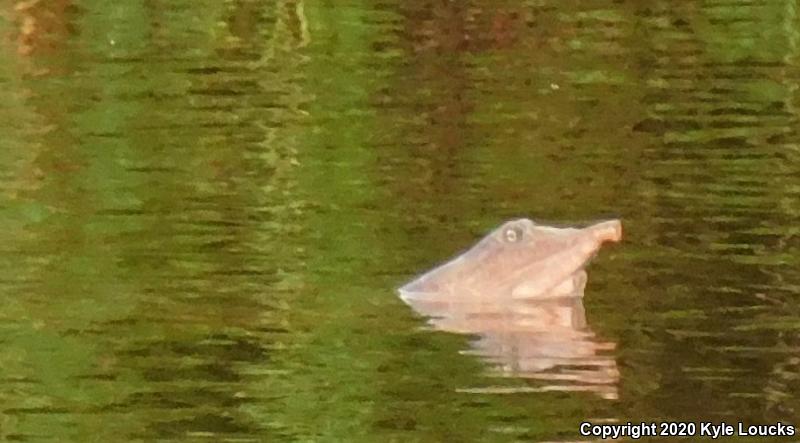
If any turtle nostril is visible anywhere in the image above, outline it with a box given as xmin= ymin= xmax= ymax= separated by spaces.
xmin=589 ymin=220 xmax=622 ymax=243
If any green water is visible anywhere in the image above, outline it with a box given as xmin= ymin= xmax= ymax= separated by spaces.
xmin=1 ymin=1 xmax=799 ymax=442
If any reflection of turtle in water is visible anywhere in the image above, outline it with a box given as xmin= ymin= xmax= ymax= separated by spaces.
xmin=399 ymin=218 xmax=622 ymax=399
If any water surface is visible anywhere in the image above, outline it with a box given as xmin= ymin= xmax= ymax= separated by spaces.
xmin=1 ymin=1 xmax=799 ymax=441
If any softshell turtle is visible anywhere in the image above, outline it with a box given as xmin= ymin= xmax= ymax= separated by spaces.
xmin=398 ymin=218 xmax=622 ymax=398
xmin=399 ymin=218 xmax=622 ymax=302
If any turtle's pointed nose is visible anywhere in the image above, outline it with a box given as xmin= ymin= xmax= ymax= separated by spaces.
xmin=587 ymin=220 xmax=622 ymax=244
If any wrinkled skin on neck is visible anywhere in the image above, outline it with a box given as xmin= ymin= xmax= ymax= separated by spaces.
xmin=399 ymin=218 xmax=621 ymax=301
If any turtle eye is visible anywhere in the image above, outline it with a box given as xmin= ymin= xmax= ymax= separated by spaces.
xmin=503 ymin=226 xmax=523 ymax=243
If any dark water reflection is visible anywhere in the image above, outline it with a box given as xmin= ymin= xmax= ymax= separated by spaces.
xmin=0 ymin=0 xmax=799 ymax=441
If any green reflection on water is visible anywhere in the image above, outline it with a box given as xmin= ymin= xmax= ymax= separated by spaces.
xmin=1 ymin=0 xmax=800 ymax=442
